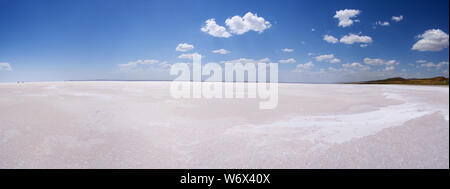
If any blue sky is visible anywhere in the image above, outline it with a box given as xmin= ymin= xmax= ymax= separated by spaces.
xmin=0 ymin=0 xmax=449 ymax=82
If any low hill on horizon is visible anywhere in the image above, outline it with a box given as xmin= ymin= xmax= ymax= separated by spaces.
xmin=351 ymin=76 xmax=449 ymax=85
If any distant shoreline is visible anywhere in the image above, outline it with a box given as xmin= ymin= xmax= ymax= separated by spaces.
xmin=1 ymin=80 xmax=338 ymax=85
xmin=1 ymin=77 xmax=449 ymax=86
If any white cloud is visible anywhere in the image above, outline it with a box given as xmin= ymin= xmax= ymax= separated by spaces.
xmin=281 ymin=48 xmax=294 ymax=52
xmin=342 ymin=62 xmax=371 ymax=71
xmin=438 ymin=61 xmax=449 ymax=69
xmin=328 ymin=67 xmax=339 ymax=72
xmin=333 ymin=9 xmax=361 ymax=27
xmin=384 ymin=66 xmax=395 ymax=71
xmin=259 ymin=57 xmax=271 ymax=63
xmin=294 ymin=61 xmax=314 ymax=72
xmin=311 ymin=28 xmax=316 ymax=32
xmin=118 ymin=59 xmax=173 ymax=73
xmin=175 ymin=43 xmax=194 ymax=52
xmin=382 ymin=60 xmax=400 ymax=66
xmin=225 ymin=12 xmax=271 ymax=35
xmin=329 ymin=62 xmax=371 ymax=73
xmin=220 ymin=57 xmax=271 ymax=64
xmin=0 ymin=62 xmax=12 ymax=71
xmin=360 ymin=44 xmax=368 ymax=48
xmin=340 ymin=33 xmax=373 ymax=44
xmin=279 ymin=58 xmax=296 ymax=64
xmin=392 ymin=15 xmax=403 ymax=22
xmin=212 ymin=49 xmax=230 ymax=54
xmin=178 ymin=53 xmax=202 ymax=60
xmin=201 ymin=18 xmax=232 ymax=38
xmin=323 ymin=35 xmax=338 ymax=44
xmin=420 ymin=62 xmax=436 ymax=68
xmin=412 ymin=29 xmax=449 ymax=51
xmin=376 ymin=21 xmax=390 ymax=26
xmin=420 ymin=61 xmax=449 ymax=69
xmin=363 ymin=58 xmax=400 ymax=66
xmin=118 ymin=59 xmax=159 ymax=69
xmin=178 ymin=54 xmax=193 ymax=60
xmin=416 ymin=60 xmax=427 ymax=63
xmin=315 ymin=54 xmax=335 ymax=61
xmin=202 ymin=12 xmax=271 ymax=38
xmin=158 ymin=61 xmax=171 ymax=69
xmin=329 ymin=58 xmax=341 ymax=63
xmin=315 ymin=54 xmax=341 ymax=63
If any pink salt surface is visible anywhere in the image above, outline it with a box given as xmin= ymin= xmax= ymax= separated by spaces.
xmin=0 ymin=81 xmax=448 ymax=168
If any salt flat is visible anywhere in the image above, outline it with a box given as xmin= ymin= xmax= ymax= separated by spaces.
xmin=0 ymin=81 xmax=448 ymax=168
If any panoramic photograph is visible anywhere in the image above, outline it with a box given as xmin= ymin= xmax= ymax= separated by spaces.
xmin=0 ymin=0 xmax=449 ymax=177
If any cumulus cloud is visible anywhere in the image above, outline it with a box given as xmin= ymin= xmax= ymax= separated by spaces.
xmin=392 ymin=15 xmax=403 ymax=22
xmin=329 ymin=62 xmax=371 ymax=73
xmin=333 ymin=9 xmax=361 ymax=27
xmin=281 ymin=48 xmax=294 ymax=52
xmin=363 ymin=58 xmax=400 ymax=66
xmin=175 ymin=43 xmax=194 ymax=52
xmin=420 ymin=62 xmax=436 ymax=68
xmin=340 ymin=33 xmax=373 ymax=44
xmin=328 ymin=67 xmax=339 ymax=72
xmin=202 ymin=12 xmax=271 ymax=38
xmin=0 ymin=62 xmax=12 ymax=71
xmin=201 ymin=19 xmax=232 ymax=38
xmin=118 ymin=59 xmax=159 ymax=69
xmin=118 ymin=59 xmax=173 ymax=73
xmin=383 ymin=66 xmax=395 ymax=71
xmin=342 ymin=62 xmax=371 ymax=71
xmin=412 ymin=29 xmax=449 ymax=51
xmin=294 ymin=61 xmax=314 ymax=72
xmin=259 ymin=57 xmax=271 ymax=63
xmin=279 ymin=58 xmax=296 ymax=64
xmin=220 ymin=57 xmax=271 ymax=64
xmin=315 ymin=54 xmax=341 ymax=63
xmin=212 ymin=49 xmax=230 ymax=54
xmin=420 ymin=61 xmax=449 ymax=69
xmin=225 ymin=12 xmax=271 ymax=35
xmin=360 ymin=44 xmax=368 ymax=48
xmin=158 ymin=61 xmax=172 ymax=69
xmin=323 ymin=35 xmax=338 ymax=44
xmin=329 ymin=58 xmax=341 ymax=63
xmin=416 ymin=60 xmax=427 ymax=63
xmin=315 ymin=54 xmax=334 ymax=61
xmin=178 ymin=53 xmax=202 ymax=60
xmin=375 ymin=21 xmax=390 ymax=26
xmin=437 ymin=61 xmax=449 ymax=69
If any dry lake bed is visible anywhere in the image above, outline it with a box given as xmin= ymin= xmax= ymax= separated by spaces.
xmin=0 ymin=81 xmax=448 ymax=168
